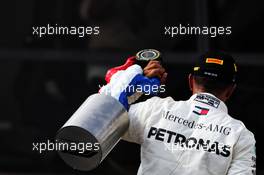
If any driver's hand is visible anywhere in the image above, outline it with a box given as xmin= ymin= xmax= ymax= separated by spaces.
xmin=144 ymin=60 xmax=168 ymax=84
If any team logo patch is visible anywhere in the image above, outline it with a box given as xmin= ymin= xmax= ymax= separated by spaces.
xmin=206 ymin=58 xmax=224 ymax=65
xmin=193 ymin=106 xmax=209 ymax=115
xmin=194 ymin=94 xmax=220 ymax=108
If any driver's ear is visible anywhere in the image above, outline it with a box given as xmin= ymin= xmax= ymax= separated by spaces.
xmin=188 ymin=74 xmax=193 ymax=91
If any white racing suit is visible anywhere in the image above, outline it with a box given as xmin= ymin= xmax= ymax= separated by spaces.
xmin=123 ymin=93 xmax=256 ymax=175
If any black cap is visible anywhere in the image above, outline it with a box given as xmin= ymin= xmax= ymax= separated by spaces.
xmin=192 ymin=51 xmax=238 ymax=83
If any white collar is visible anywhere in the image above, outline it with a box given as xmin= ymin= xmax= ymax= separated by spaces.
xmin=189 ymin=92 xmax=228 ymax=113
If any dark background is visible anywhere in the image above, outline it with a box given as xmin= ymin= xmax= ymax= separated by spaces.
xmin=0 ymin=0 xmax=263 ymax=174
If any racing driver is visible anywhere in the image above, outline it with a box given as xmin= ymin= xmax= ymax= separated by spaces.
xmin=119 ymin=51 xmax=256 ymax=175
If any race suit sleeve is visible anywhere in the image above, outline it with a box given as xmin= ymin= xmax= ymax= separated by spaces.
xmin=122 ymin=96 xmax=159 ymax=144
xmin=227 ymin=128 xmax=256 ymax=175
